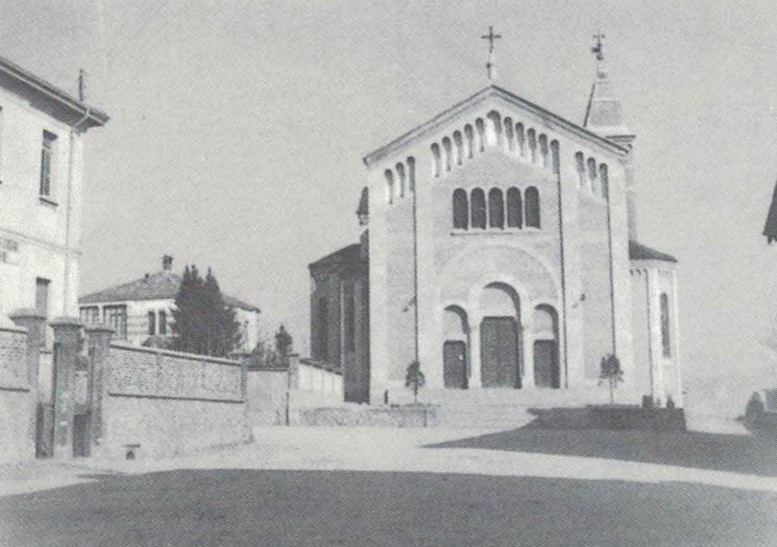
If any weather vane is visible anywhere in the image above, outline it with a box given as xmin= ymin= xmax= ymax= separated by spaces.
xmin=481 ymin=26 xmax=502 ymax=81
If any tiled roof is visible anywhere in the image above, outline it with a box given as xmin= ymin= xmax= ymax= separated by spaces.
xmin=629 ymin=241 xmax=678 ymax=263
xmin=309 ymin=244 xmax=364 ymax=270
xmin=79 ymin=271 xmax=260 ymax=312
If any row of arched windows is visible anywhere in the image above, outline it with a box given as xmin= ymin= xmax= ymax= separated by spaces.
xmin=431 ymin=110 xmax=559 ymax=179
xmin=384 ymin=156 xmax=416 ymax=204
xmin=453 ymin=187 xmax=540 ymax=230
xmin=575 ymin=152 xmax=609 ymax=199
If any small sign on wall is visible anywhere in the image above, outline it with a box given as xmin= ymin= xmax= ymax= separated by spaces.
xmin=0 ymin=237 xmax=19 ymax=265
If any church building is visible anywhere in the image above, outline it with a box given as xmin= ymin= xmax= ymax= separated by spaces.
xmin=309 ymin=37 xmax=682 ymax=409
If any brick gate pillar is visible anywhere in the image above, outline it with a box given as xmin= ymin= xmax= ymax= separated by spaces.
xmin=10 ymin=309 xmax=47 ymax=454
xmin=84 ymin=323 xmax=113 ymax=456
xmin=50 ymin=317 xmax=82 ymax=459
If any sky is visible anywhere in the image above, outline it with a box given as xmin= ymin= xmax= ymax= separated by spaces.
xmin=3 ymin=0 xmax=777 ymax=418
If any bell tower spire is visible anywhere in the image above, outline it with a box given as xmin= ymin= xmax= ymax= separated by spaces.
xmin=583 ymin=33 xmax=638 ymax=240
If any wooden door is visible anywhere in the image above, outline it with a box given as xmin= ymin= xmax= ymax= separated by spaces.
xmin=533 ymin=340 xmax=560 ymax=388
xmin=480 ymin=317 xmax=521 ymax=388
xmin=443 ymin=340 xmax=468 ymax=389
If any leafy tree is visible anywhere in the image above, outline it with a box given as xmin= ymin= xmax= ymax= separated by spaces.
xmin=598 ymin=353 xmax=623 ymax=404
xmin=405 ymin=360 xmax=425 ymax=404
xmin=171 ymin=265 xmax=240 ymax=357
xmin=275 ymin=324 xmax=293 ymax=367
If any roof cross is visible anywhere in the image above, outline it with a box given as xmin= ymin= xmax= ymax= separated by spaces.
xmin=481 ymin=26 xmax=502 ymax=81
xmin=591 ymin=31 xmax=606 ymax=61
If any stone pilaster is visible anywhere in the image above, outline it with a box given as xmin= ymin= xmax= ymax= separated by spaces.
xmin=50 ymin=317 xmax=82 ymax=459
xmin=84 ymin=323 xmax=113 ymax=455
xmin=10 ymin=309 xmax=47 ymax=456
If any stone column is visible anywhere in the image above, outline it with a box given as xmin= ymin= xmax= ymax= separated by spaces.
xmin=10 ymin=309 xmax=47 ymax=454
xmin=84 ymin=323 xmax=113 ymax=456
xmin=50 ymin=317 xmax=82 ymax=459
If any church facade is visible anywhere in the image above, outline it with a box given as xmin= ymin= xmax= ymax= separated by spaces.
xmin=309 ymin=57 xmax=682 ymax=409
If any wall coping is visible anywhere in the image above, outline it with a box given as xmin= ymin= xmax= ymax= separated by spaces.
xmin=110 ymin=341 xmax=242 ymax=367
xmin=0 ymin=316 xmax=26 ymax=334
xmin=299 ymin=357 xmax=343 ymax=376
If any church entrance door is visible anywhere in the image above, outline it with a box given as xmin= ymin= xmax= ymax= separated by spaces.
xmin=533 ymin=340 xmax=560 ymax=388
xmin=443 ymin=340 xmax=468 ymax=389
xmin=480 ymin=316 xmax=521 ymax=388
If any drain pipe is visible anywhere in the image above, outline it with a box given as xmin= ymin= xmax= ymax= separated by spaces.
xmin=62 ymin=107 xmax=91 ymax=315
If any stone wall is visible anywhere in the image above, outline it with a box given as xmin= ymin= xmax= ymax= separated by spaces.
xmin=98 ymin=343 xmax=250 ymax=459
xmin=0 ymin=322 xmax=33 ymax=464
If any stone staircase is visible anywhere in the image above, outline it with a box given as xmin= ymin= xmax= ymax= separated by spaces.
xmin=412 ymin=387 xmax=614 ymax=429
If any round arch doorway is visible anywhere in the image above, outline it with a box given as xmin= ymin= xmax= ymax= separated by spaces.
xmin=533 ymin=304 xmax=560 ymax=388
xmin=443 ymin=306 xmax=469 ymax=389
xmin=479 ymin=283 xmax=522 ymax=388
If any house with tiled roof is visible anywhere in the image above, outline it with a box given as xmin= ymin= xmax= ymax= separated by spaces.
xmin=79 ymin=255 xmax=260 ymax=351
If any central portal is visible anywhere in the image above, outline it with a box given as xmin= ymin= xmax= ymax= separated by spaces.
xmin=480 ymin=316 xmax=521 ymax=387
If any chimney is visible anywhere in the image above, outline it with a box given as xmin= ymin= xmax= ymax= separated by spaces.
xmin=162 ymin=255 xmax=173 ymax=271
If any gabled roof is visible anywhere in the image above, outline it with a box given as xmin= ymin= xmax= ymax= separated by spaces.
xmin=363 ymin=85 xmax=628 ymax=166
xmin=309 ymin=243 xmax=364 ymax=271
xmin=629 ymin=241 xmax=677 ymax=263
xmin=79 ymin=270 xmax=260 ymax=312
xmin=0 ymin=55 xmax=108 ymax=130
xmin=583 ymin=68 xmax=630 ymax=138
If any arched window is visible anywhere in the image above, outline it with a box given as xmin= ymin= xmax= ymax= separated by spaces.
xmin=660 ymin=293 xmax=671 ymax=357
xmin=599 ymin=163 xmax=609 ymax=199
xmin=527 ymin=129 xmax=537 ymax=163
xmin=471 ymin=188 xmax=486 ymax=229
xmin=550 ymin=140 xmax=560 ymax=175
xmin=488 ymin=188 xmax=505 ymax=229
xmin=407 ymin=156 xmax=416 ymax=192
xmin=431 ymin=143 xmax=441 ymax=178
xmin=486 ymin=110 xmax=502 ymax=148
xmin=147 ymin=311 xmax=156 ymax=336
xmin=504 ymin=117 xmax=514 ymax=151
xmin=506 ymin=187 xmax=523 ymax=228
xmin=395 ymin=162 xmax=406 ymax=198
xmin=475 ymin=118 xmax=486 ymax=152
xmin=464 ymin=124 xmax=474 ymax=159
xmin=516 ymin=123 xmax=525 ymax=157
xmin=539 ymin=134 xmax=549 ymax=168
xmin=525 ymin=186 xmax=540 ymax=228
xmin=575 ymin=152 xmax=585 ymax=188
xmin=453 ymin=189 xmax=468 ymax=229
xmin=384 ymin=169 xmax=394 ymax=204
xmin=587 ymin=157 xmax=598 ymax=193
xmin=453 ymin=131 xmax=464 ymax=166
xmin=442 ymin=137 xmax=453 ymax=172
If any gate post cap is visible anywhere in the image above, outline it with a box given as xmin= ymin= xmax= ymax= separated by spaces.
xmin=9 ymin=308 xmax=47 ymax=321
xmin=49 ymin=316 xmax=83 ymax=328
xmin=84 ymin=322 xmax=115 ymax=334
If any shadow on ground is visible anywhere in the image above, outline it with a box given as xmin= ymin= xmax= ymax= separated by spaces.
xmin=428 ymin=408 xmax=777 ymax=477
xmin=2 ymin=468 xmax=777 ymax=546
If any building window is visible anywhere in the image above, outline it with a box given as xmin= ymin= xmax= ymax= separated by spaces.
xmin=159 ymin=310 xmax=167 ymax=335
xmin=660 ymin=293 xmax=671 ymax=357
xmin=525 ymin=186 xmax=541 ymax=228
xmin=80 ymin=306 xmax=99 ymax=325
xmin=470 ymin=188 xmax=486 ymax=229
xmin=488 ymin=188 xmax=504 ymax=229
xmin=431 ymin=143 xmax=441 ymax=178
xmin=452 ymin=189 xmax=468 ymax=229
xmin=39 ymin=131 xmax=57 ymax=198
xmin=575 ymin=152 xmax=585 ymax=187
xmin=148 ymin=311 xmax=156 ymax=336
xmin=35 ymin=278 xmax=49 ymax=346
xmin=384 ymin=169 xmax=394 ymax=204
xmin=506 ymin=187 xmax=522 ymax=228
xmin=104 ymin=305 xmax=127 ymax=339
